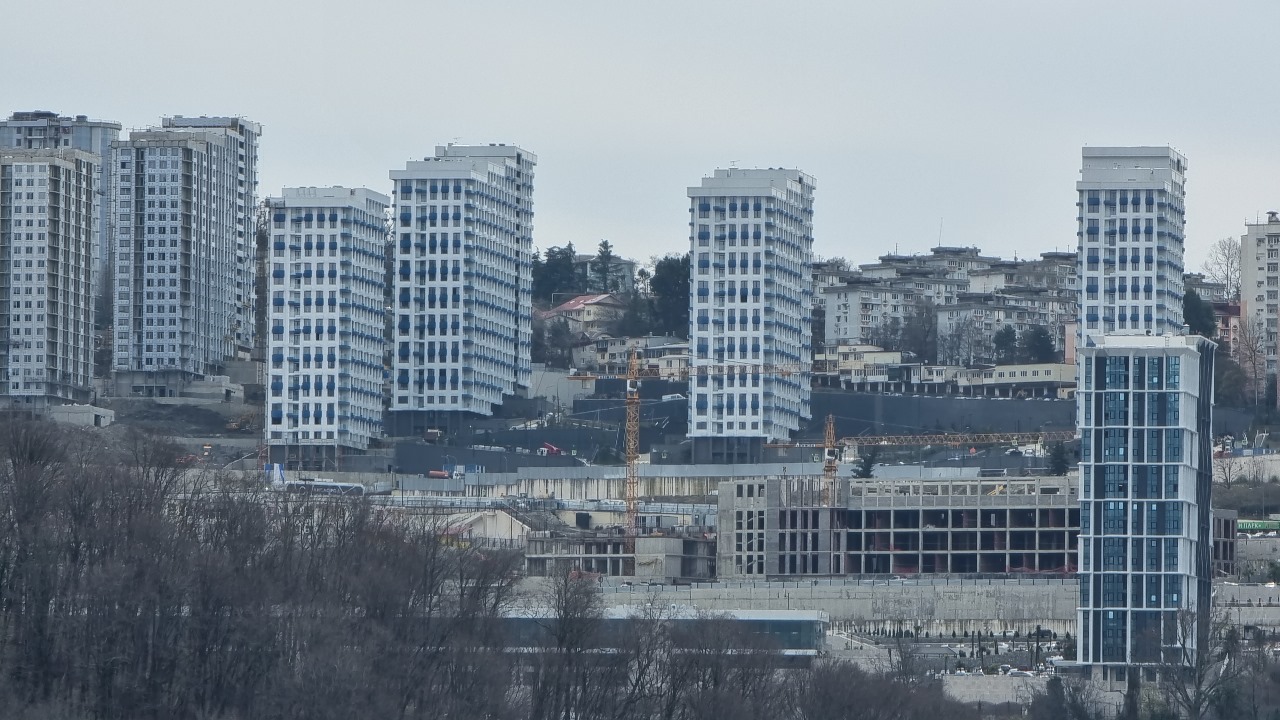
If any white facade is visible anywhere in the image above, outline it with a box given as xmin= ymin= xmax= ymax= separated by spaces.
xmin=109 ymin=117 xmax=260 ymax=396
xmin=265 ymin=187 xmax=388 ymax=467
xmin=0 ymin=149 xmax=98 ymax=407
xmin=687 ymin=168 xmax=814 ymax=451
xmin=387 ymin=144 xmax=535 ymax=433
xmin=162 ymin=117 xmax=260 ymax=354
xmin=1 ymin=112 xmax=120 ymax=307
xmin=822 ymin=275 xmax=966 ymax=347
xmin=1076 ymin=147 xmax=1186 ymax=340
xmin=1239 ymin=213 xmax=1280 ymax=376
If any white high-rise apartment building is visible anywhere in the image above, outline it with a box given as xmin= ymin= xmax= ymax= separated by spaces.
xmin=687 ymin=168 xmax=814 ymax=464
xmin=265 ymin=187 xmax=388 ymax=470
xmin=162 ymin=117 xmax=260 ymax=354
xmin=387 ymin=144 xmax=534 ymax=435
xmin=1076 ymin=147 xmax=1186 ymax=338
xmin=109 ymin=117 xmax=260 ymax=397
xmin=1238 ymin=213 xmax=1280 ymax=380
xmin=0 ymin=149 xmax=98 ymax=407
xmin=2 ymin=112 xmax=121 ymax=308
xmin=1075 ymin=147 xmax=1214 ymax=682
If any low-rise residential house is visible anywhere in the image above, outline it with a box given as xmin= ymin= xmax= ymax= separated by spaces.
xmin=540 ymin=293 xmax=627 ymax=336
xmin=571 ymin=334 xmax=685 ymax=374
xmin=954 ymin=363 xmax=1075 ymax=398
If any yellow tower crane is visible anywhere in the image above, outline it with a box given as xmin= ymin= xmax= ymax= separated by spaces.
xmin=822 ymin=413 xmax=838 ymax=505
xmin=624 ymin=349 xmax=642 ymax=550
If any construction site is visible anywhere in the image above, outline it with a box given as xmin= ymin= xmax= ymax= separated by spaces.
xmin=453 ymin=352 xmax=1086 ymax=583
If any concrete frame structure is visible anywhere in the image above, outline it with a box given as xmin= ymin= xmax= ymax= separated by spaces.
xmin=524 ymin=533 xmax=717 ymax=582
xmin=265 ymin=187 xmax=389 ymax=470
xmin=387 ymin=144 xmax=535 ymax=435
xmin=717 ymin=474 xmax=1080 ymax=580
xmin=0 ymin=149 xmax=98 ymax=407
xmin=687 ymin=168 xmax=814 ymax=464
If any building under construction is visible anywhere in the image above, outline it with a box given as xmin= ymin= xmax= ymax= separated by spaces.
xmin=524 ymin=530 xmax=717 ymax=582
xmin=718 ymin=473 xmax=1081 ymax=579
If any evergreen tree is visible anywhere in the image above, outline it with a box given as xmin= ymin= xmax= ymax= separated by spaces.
xmin=648 ymin=253 xmax=690 ymax=338
xmin=590 ymin=240 xmax=618 ymax=293
xmin=1048 ymin=442 xmax=1069 ymax=475
xmin=532 ymin=243 xmax=582 ymax=305
xmin=1017 ymin=326 xmax=1057 ymax=364
xmin=856 ymin=447 xmax=879 ymax=478
xmin=992 ymin=325 xmax=1018 ymax=365
xmin=1183 ymin=289 xmax=1217 ymax=338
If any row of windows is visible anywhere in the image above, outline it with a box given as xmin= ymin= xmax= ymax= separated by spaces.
xmin=1085 ymin=428 xmax=1184 ymax=463
xmin=1085 ymin=575 xmax=1183 ymax=610
xmin=1084 ymin=355 xmax=1181 ymax=391
xmin=1083 ymin=465 xmax=1179 ymax=499
xmin=1084 ymin=500 xmax=1183 ymax=538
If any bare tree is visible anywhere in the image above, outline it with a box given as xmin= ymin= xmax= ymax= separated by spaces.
xmin=1233 ymin=314 xmax=1270 ymax=406
xmin=792 ymin=659 xmax=977 ymax=720
xmin=1215 ymin=452 xmax=1244 ymax=487
xmin=1029 ymin=675 xmax=1109 ymax=720
xmin=937 ymin=314 xmax=989 ymax=366
xmin=1159 ymin=609 xmax=1245 ymax=720
xmin=1203 ymin=236 xmax=1242 ymax=301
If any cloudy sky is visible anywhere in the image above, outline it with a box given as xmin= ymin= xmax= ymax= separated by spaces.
xmin=8 ymin=1 xmax=1278 ymax=271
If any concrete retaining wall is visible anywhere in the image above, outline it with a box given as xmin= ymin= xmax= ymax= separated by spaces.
xmin=594 ymin=580 xmax=1078 ymax=637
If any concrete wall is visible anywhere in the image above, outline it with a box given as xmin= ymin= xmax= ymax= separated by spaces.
xmin=1214 ymin=452 xmax=1280 ymax=484
xmin=593 ymin=579 xmax=1078 ymax=637
xmin=941 ymin=675 xmax=1047 ymax=707
xmin=48 ymin=404 xmax=114 ymax=427
xmin=529 ymin=365 xmax=595 ymax=410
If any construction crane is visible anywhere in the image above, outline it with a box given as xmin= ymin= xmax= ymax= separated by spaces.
xmin=572 ymin=355 xmax=817 ymax=534
xmin=821 ymin=413 xmax=838 ymax=505
xmin=624 ymin=349 xmax=642 ymax=551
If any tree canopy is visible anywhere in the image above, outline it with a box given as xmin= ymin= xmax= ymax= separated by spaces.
xmin=648 ymin=252 xmax=691 ymax=338
xmin=532 ymin=243 xmax=583 ymax=305
xmin=1017 ymin=326 xmax=1058 ymax=364
xmin=1183 ymin=289 xmax=1217 ymax=339
xmin=993 ymin=326 xmax=1018 ymax=365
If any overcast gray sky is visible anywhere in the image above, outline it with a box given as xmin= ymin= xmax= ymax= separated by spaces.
xmin=7 ymin=0 xmax=1278 ymax=272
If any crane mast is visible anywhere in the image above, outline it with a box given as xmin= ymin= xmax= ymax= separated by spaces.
xmin=624 ymin=349 xmax=641 ymax=551
xmin=822 ymin=413 xmax=837 ymax=505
